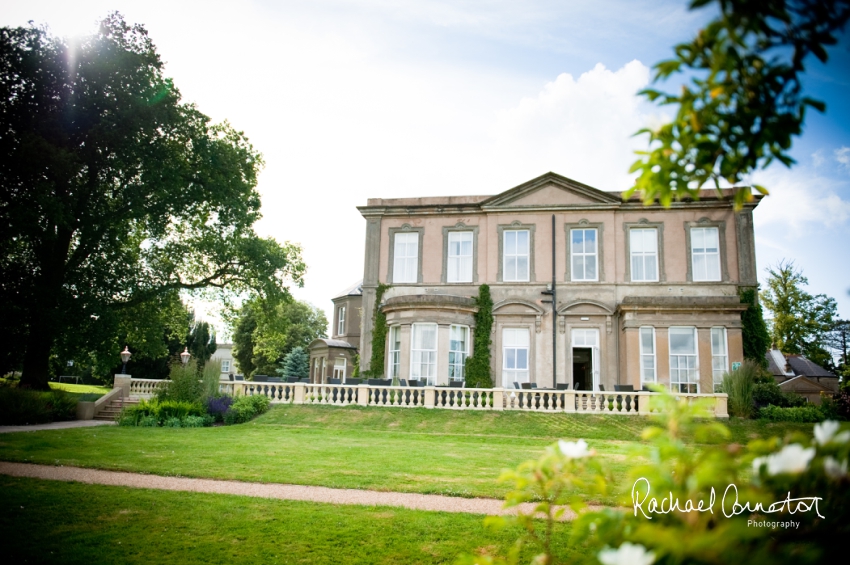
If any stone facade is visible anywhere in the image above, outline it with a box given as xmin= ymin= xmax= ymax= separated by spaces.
xmin=309 ymin=281 xmax=362 ymax=383
xmin=357 ymin=172 xmax=757 ymax=391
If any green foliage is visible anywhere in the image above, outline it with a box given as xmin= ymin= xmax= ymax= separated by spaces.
xmin=201 ymin=359 xmax=222 ymax=401
xmin=758 ymin=404 xmax=825 ymax=422
xmin=0 ymin=388 xmax=77 ymax=425
xmin=465 ymin=284 xmax=494 ymax=388
xmin=232 ymin=298 xmax=327 ymax=377
xmin=721 ymin=360 xmax=759 ymax=417
xmin=365 ymin=283 xmax=391 ymax=378
xmin=1 ymin=15 xmax=306 ymax=389
xmin=761 ymin=260 xmax=837 ymax=358
xmin=753 ymin=380 xmax=806 ymax=408
xmin=118 ymin=397 xmax=205 ymax=427
xmin=278 ymin=346 xmax=309 ymax=379
xmin=187 ymin=319 xmax=217 ymax=371
xmin=223 ymin=394 xmax=270 ymax=425
xmin=466 ymin=389 xmax=850 ymax=565
xmin=739 ymin=288 xmax=771 ymax=367
xmin=626 ymin=0 xmax=850 ymax=209
xmin=157 ymin=361 xmax=204 ymax=404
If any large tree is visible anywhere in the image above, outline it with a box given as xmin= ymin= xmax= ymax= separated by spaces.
xmin=231 ymin=298 xmax=327 ymax=377
xmin=629 ymin=0 xmax=850 ymax=208
xmin=0 ymin=15 xmax=305 ymax=389
xmin=760 ymin=261 xmax=837 ymax=365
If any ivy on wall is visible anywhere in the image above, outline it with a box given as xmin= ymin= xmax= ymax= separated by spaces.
xmin=365 ymin=283 xmax=391 ymax=377
xmin=740 ymin=287 xmax=770 ymax=368
xmin=465 ymin=284 xmax=493 ymax=388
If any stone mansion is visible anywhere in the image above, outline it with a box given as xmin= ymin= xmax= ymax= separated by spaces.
xmin=329 ymin=172 xmax=759 ymax=393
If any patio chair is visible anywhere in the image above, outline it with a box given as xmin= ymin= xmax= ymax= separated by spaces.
xmin=449 ymin=380 xmax=464 ymax=388
xmin=530 ymin=383 xmax=538 ymax=389
xmin=267 ymin=377 xmax=282 ymax=383
xmin=234 ymin=375 xmax=244 ymax=381
xmin=521 ymin=382 xmax=532 ymax=390
xmin=399 ymin=379 xmax=408 ymax=386
xmin=345 ymin=377 xmax=362 ymax=385
xmin=407 ymin=379 xmax=422 ymax=387
xmin=228 ymin=373 xmax=235 ymax=381
xmin=556 ymin=383 xmax=570 ymax=390
xmin=328 ymin=378 xmax=341 ymax=384
xmin=513 ymin=382 xmax=521 ymax=389
xmin=253 ymin=375 xmax=269 ymax=382
xmin=285 ymin=376 xmax=299 ymax=383
xmin=367 ymin=378 xmax=384 ymax=386
xmin=298 ymin=377 xmax=310 ymax=383
xmin=614 ymin=385 xmax=634 ymax=392
xmin=598 ymin=384 xmax=605 ymax=391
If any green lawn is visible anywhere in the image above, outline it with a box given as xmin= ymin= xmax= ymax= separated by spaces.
xmin=0 ymin=475 xmax=579 ymax=564
xmin=0 ymin=404 xmax=812 ymax=504
xmin=49 ymin=382 xmax=112 ymax=395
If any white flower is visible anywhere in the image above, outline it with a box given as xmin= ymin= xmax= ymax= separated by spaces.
xmin=598 ymin=542 xmax=656 ymax=565
xmin=753 ymin=444 xmax=816 ymax=476
xmin=814 ymin=420 xmax=850 ymax=446
xmin=558 ymin=439 xmax=592 ymax=459
xmin=824 ymin=456 xmax=848 ymax=479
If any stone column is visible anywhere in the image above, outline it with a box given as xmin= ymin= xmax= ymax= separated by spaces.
xmin=359 ymin=218 xmax=382 ymax=373
xmin=114 ymin=374 xmax=132 ymax=398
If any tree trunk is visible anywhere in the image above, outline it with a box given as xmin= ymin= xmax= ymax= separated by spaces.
xmin=18 ymin=228 xmax=72 ymax=391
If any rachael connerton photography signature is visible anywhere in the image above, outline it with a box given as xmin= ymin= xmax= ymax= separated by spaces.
xmin=631 ymin=477 xmax=825 ymax=519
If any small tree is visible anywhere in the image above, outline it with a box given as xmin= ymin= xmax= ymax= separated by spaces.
xmin=278 ymin=346 xmax=309 ymax=380
xmin=365 ymin=283 xmax=391 ymax=377
xmin=465 ymin=284 xmax=494 ymax=388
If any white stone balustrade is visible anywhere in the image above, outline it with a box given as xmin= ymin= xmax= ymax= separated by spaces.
xmin=123 ymin=377 xmax=729 ymax=418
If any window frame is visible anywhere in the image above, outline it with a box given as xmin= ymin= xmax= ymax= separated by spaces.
xmin=711 ymin=327 xmax=728 ymax=391
xmin=387 ymin=226 xmax=424 ymax=284
xmin=388 ymin=326 xmax=401 ymax=379
xmin=639 ymin=327 xmax=656 ymax=383
xmin=332 ymin=357 xmax=346 ymax=381
xmin=410 ymin=323 xmax=438 ymax=386
xmin=684 ymin=220 xmax=728 ymax=282
xmin=570 ymin=228 xmax=599 ymax=282
xmin=442 ymin=224 xmax=479 ymax=283
xmin=623 ymin=221 xmax=665 ymax=282
xmin=448 ymin=324 xmax=470 ymax=382
xmin=564 ymin=221 xmax=604 ymax=282
xmin=221 ymin=360 xmax=231 ymax=373
xmin=502 ymin=327 xmax=530 ymax=385
xmin=497 ymin=222 xmax=536 ymax=282
xmin=337 ymin=306 xmax=346 ymax=336
xmin=668 ymin=326 xmax=699 ymax=393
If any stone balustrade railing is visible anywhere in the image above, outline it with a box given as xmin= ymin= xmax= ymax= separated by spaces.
xmin=127 ymin=377 xmax=728 ymax=418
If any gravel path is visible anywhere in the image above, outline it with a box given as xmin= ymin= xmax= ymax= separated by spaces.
xmin=0 ymin=420 xmax=116 ymax=433
xmin=0 ymin=461 xmax=586 ymax=518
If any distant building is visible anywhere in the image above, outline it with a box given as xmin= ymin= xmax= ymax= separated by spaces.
xmin=308 ymin=281 xmax=362 ymax=382
xmin=355 ymin=172 xmax=758 ymax=391
xmin=765 ymin=348 xmax=838 ymax=404
xmin=210 ymin=343 xmax=236 ymax=379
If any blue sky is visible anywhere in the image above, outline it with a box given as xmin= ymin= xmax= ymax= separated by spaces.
xmin=3 ymin=0 xmax=849 ymax=334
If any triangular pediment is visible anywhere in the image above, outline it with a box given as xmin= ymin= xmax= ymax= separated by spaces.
xmin=482 ymin=172 xmax=621 ymax=208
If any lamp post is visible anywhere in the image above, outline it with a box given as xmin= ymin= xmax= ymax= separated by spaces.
xmin=120 ymin=347 xmax=131 ymax=374
xmin=180 ymin=347 xmax=191 ymax=366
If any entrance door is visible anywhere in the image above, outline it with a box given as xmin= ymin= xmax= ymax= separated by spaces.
xmin=571 ymin=329 xmax=600 ymax=391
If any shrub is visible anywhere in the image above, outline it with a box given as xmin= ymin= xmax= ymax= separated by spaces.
xmin=0 ymin=388 xmax=77 ymax=425
xmin=752 ymin=380 xmax=806 ymax=408
xmin=158 ymin=360 xmax=203 ymax=404
xmin=157 ymin=399 xmax=204 ymax=422
xmin=138 ymin=415 xmax=158 ymax=427
xmin=206 ymin=395 xmax=234 ymax=422
xmin=465 ymin=284 xmax=494 ymax=388
xmin=758 ymin=404 xmax=825 ymax=422
xmin=721 ymin=360 xmax=759 ymax=418
xmin=223 ymin=394 xmax=270 ymax=425
xmin=201 ymin=359 xmax=222 ymax=402
xmin=163 ymin=417 xmax=182 ymax=428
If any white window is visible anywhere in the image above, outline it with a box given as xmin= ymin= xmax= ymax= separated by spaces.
xmin=447 ymin=231 xmax=473 ymax=283
xmin=337 ymin=306 xmax=346 ymax=335
xmin=711 ymin=327 xmax=728 ymax=390
xmin=411 ymin=323 xmax=437 ymax=385
xmin=690 ymin=227 xmax=721 ymax=281
xmin=630 ymin=228 xmax=658 ymax=282
xmin=502 ymin=328 xmax=530 ymax=385
xmin=571 ymin=228 xmax=598 ymax=281
xmin=393 ymin=232 xmax=419 ymax=283
xmin=388 ymin=326 xmax=401 ymax=379
xmin=669 ymin=327 xmax=699 ymax=393
xmin=449 ymin=325 xmax=469 ymax=381
xmin=503 ymin=230 xmax=530 ymax=282
xmin=221 ymin=360 xmax=231 ymax=373
xmin=333 ymin=357 xmax=346 ymax=380
xmin=639 ymin=327 xmax=656 ymax=383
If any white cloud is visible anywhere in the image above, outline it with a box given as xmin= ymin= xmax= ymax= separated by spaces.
xmin=752 ymin=165 xmax=850 ymax=233
xmin=490 ymin=60 xmax=661 ymax=191
xmin=812 ymin=149 xmax=825 ymax=167
xmin=836 ymin=146 xmax=850 ymax=169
